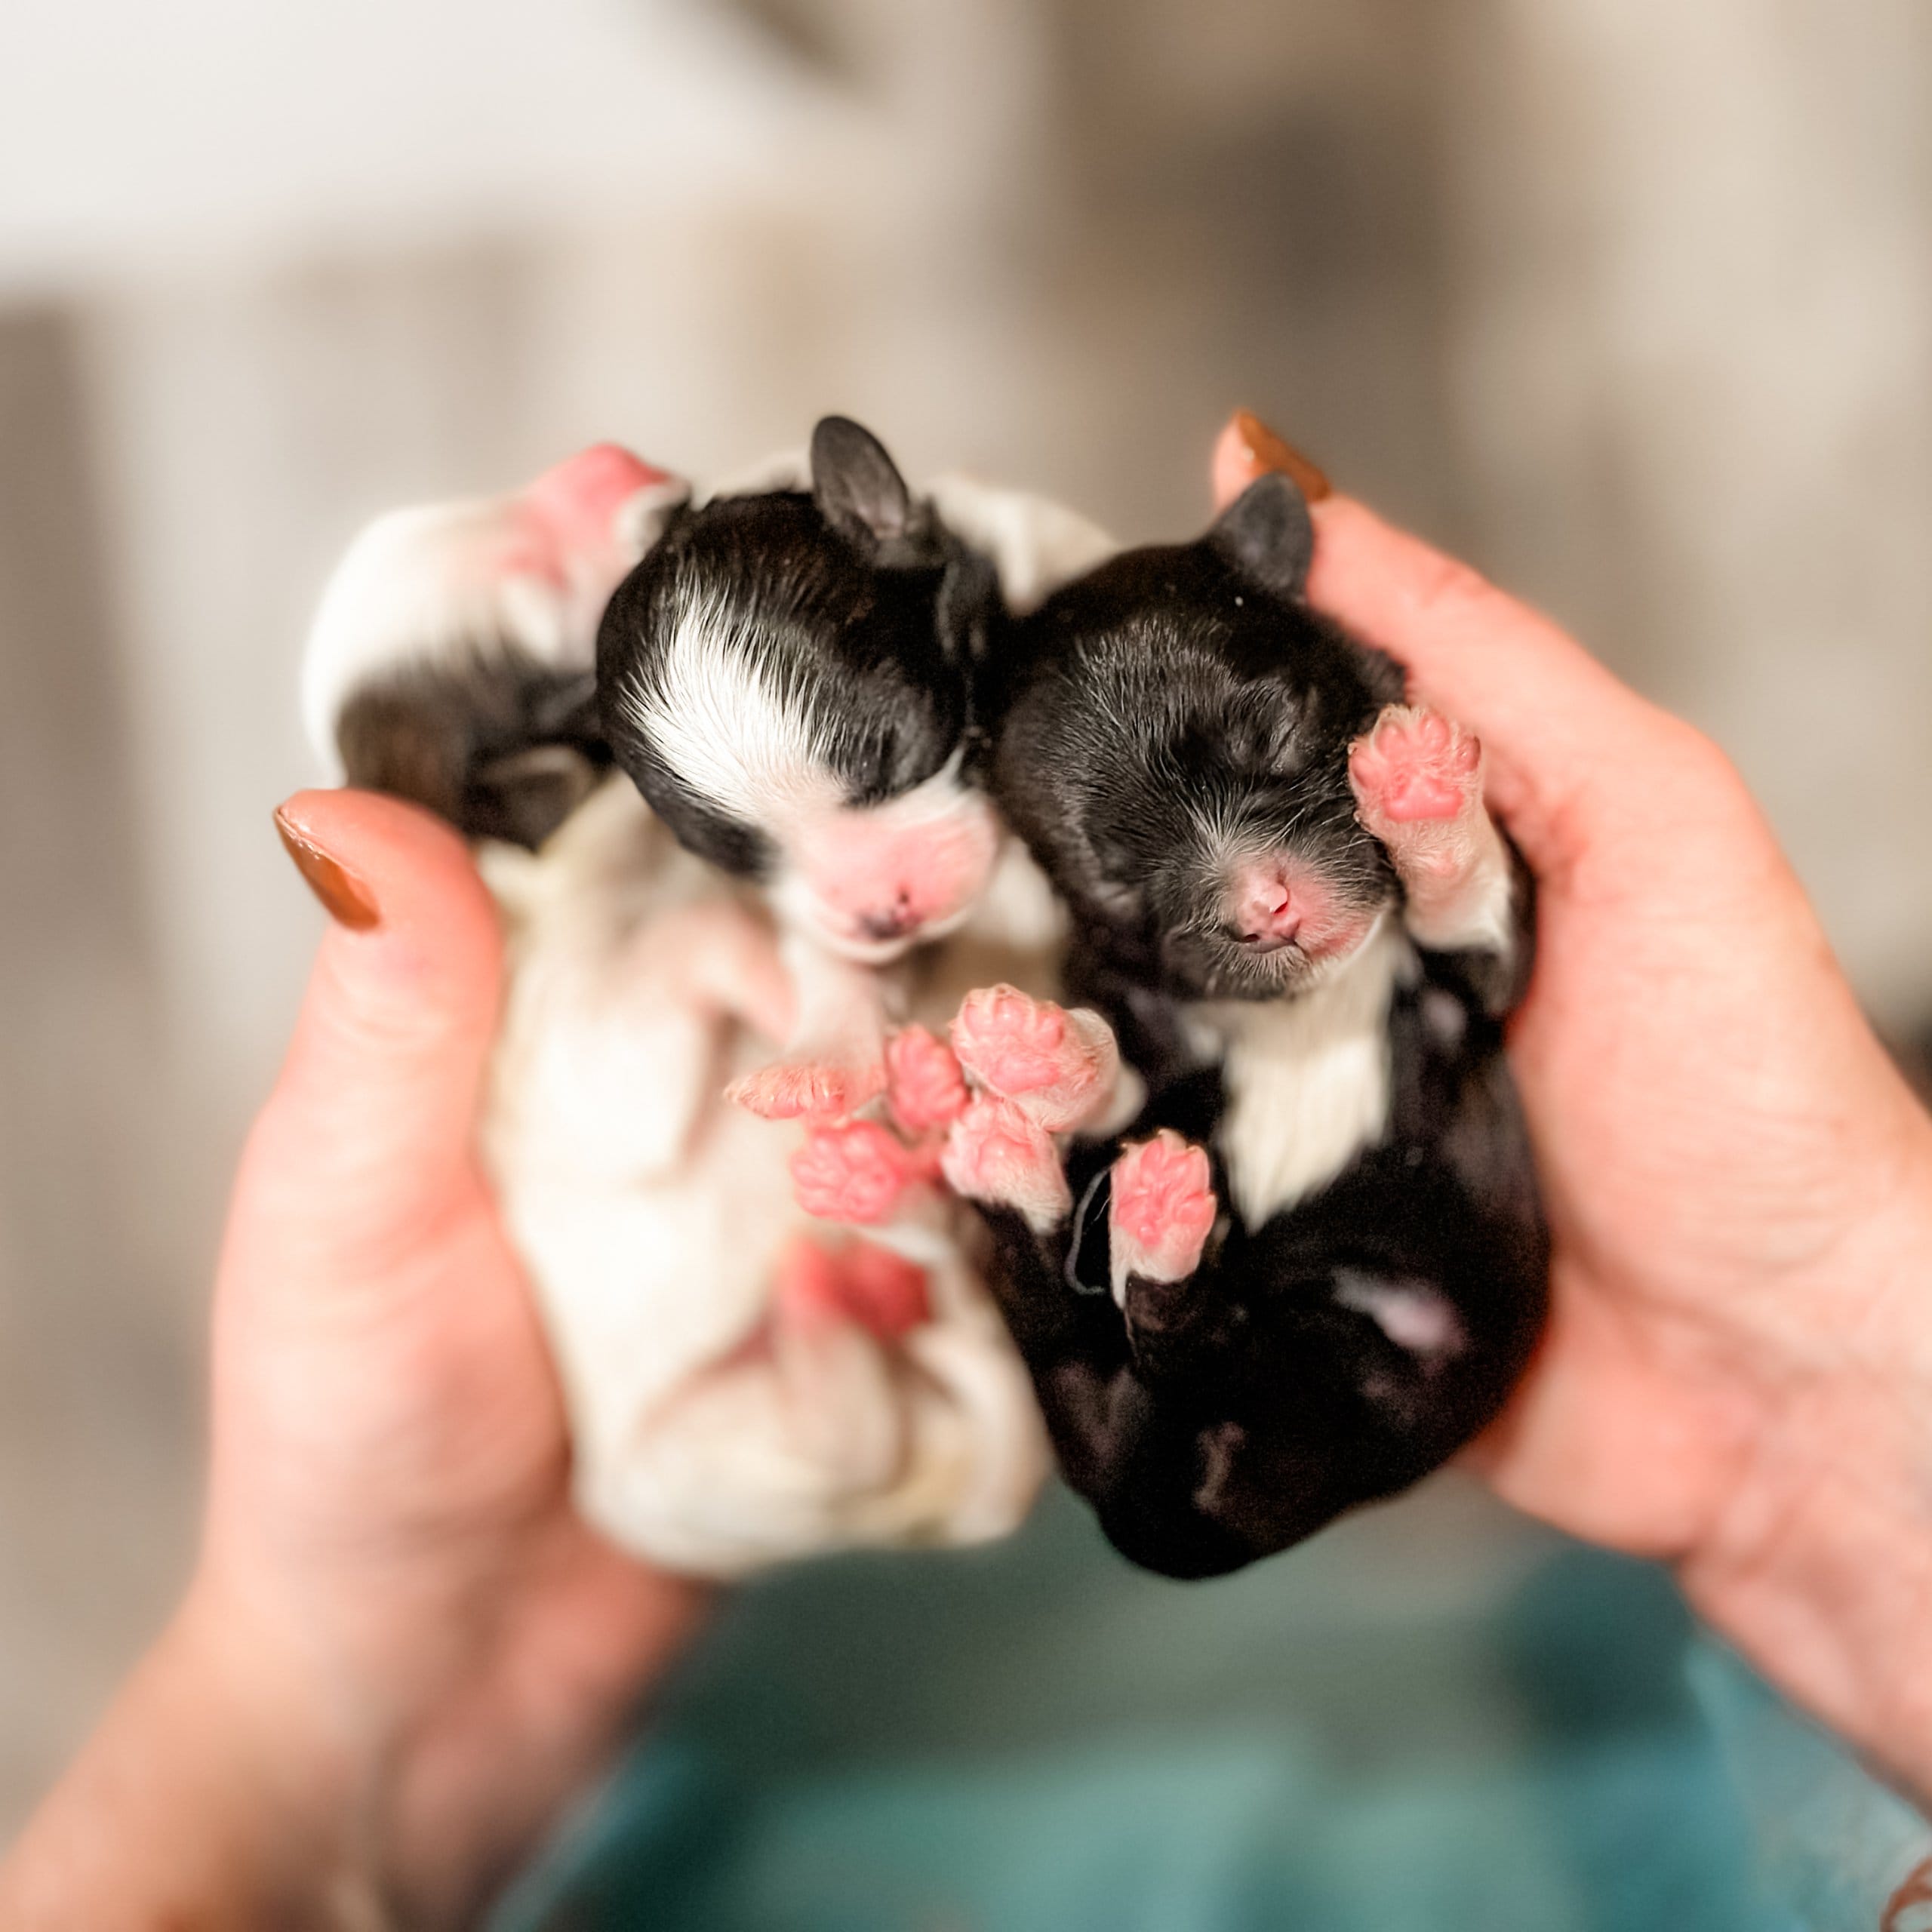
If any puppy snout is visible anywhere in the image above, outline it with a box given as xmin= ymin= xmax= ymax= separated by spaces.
xmin=857 ymin=895 xmax=918 ymax=943
xmin=1229 ymin=868 xmax=1303 ymax=948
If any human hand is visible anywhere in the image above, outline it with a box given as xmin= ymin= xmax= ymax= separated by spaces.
xmin=1217 ymin=411 xmax=1932 ymax=1799
xmin=0 ymin=789 xmax=706 ymax=1929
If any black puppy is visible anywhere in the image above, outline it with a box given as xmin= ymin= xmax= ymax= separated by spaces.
xmin=596 ymin=416 xmax=1010 ymax=1122
xmin=939 ymin=472 xmax=1549 ymax=1580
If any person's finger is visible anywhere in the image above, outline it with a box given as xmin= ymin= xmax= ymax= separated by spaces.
xmin=1211 ymin=412 xmax=1710 ymax=871
xmin=1212 ymin=408 xmax=1332 ymax=508
xmin=235 ymin=788 xmax=504 ymax=1281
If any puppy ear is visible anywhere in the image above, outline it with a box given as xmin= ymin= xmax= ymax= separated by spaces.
xmin=811 ymin=415 xmax=912 ymax=547
xmin=337 ymin=663 xmax=610 ymax=852
xmin=935 ymin=541 xmax=1001 ymax=669
xmin=1207 ymin=472 xmax=1315 ymax=599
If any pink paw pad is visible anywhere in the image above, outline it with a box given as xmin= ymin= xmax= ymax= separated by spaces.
xmin=939 ymin=1096 xmax=1072 ymax=1231
xmin=832 ymin=1239 xmax=931 ymax=1340
xmin=950 ymin=984 xmax=1068 ymax=1091
xmin=789 ymin=1121 xmax=915 ymax=1224
xmin=728 ymin=1055 xmax=888 ymax=1123
xmin=772 ymin=1234 xmax=930 ymax=1340
xmin=1109 ymin=1131 xmax=1216 ymax=1291
xmin=885 ymin=1025 xmax=971 ymax=1135
xmin=949 ymin=985 xmax=1119 ymax=1133
xmin=1349 ymin=704 xmax=1482 ymax=827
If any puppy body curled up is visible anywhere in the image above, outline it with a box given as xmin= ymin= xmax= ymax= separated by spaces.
xmin=934 ymin=469 xmax=1549 ymax=1580
xmin=303 ymin=444 xmax=1052 ymax=1574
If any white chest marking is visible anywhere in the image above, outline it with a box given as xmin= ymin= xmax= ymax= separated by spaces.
xmin=1190 ymin=920 xmax=1411 ymax=1229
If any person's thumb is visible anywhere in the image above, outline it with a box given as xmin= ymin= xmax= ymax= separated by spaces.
xmin=232 ymin=788 xmax=504 ymax=1287
xmin=1211 ymin=410 xmax=1715 ymax=877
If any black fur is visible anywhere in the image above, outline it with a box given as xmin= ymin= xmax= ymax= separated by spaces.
xmin=976 ymin=475 xmax=1549 ymax=1579
xmin=336 ymin=652 xmax=608 ymax=851
xmin=595 ymin=417 xmax=1001 ymax=877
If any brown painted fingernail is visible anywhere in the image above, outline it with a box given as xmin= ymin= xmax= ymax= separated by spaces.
xmin=1234 ymin=409 xmax=1331 ymax=502
xmin=274 ymin=807 xmax=380 ymax=931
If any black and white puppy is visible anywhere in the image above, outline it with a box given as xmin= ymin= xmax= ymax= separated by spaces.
xmin=303 ymin=448 xmax=1051 ymax=1575
xmin=306 ymin=442 xmax=688 ymax=843
xmin=595 ymin=417 xmax=1017 ymax=1122
xmin=937 ymin=472 xmax=1549 ymax=1580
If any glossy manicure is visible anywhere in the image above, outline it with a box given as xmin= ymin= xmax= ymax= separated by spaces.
xmin=274 ymin=806 xmax=381 ymax=931
xmin=1232 ymin=409 xmax=1331 ymax=503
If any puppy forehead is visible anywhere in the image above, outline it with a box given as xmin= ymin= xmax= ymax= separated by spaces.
xmin=1032 ymin=624 xmax=1317 ymax=789
xmin=620 ymin=586 xmax=840 ymax=820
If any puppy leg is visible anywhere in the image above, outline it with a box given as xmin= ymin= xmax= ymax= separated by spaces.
xmin=884 ymin=1024 xmax=971 ymax=1135
xmin=1108 ymin=1131 xmax=1216 ymax=1302
xmin=941 ymin=1096 xmax=1072 ymax=1232
xmin=789 ymin=1120 xmax=928 ymax=1225
xmin=949 ymin=983 xmax=1121 ymax=1132
xmin=1349 ymin=705 xmax=1515 ymax=961
xmin=937 ymin=984 xmax=1126 ymax=1229
xmin=1110 ymin=1131 xmax=1244 ymax=1389
xmin=729 ymin=932 xmax=890 ymax=1121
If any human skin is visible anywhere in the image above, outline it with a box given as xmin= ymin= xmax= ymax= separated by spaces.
xmin=1217 ymin=412 xmax=1932 ymax=1804
xmin=8 ymin=429 xmax=1932 ymax=1927
xmin=0 ymin=791 xmax=711 ymax=1929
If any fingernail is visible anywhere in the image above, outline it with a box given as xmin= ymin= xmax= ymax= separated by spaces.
xmin=274 ymin=806 xmax=381 ymax=931
xmin=1233 ymin=410 xmax=1332 ymax=502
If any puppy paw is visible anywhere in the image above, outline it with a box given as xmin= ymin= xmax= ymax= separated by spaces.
xmin=789 ymin=1121 xmax=915 ymax=1224
xmin=1109 ymin=1131 xmax=1216 ymax=1296
xmin=729 ymin=1054 xmax=888 ymax=1123
xmin=1349 ymin=704 xmax=1483 ymax=845
xmin=940 ymin=1095 xmax=1072 ymax=1232
xmin=948 ymin=984 xmax=1119 ymax=1132
xmin=885 ymin=1024 xmax=971 ymax=1135
xmin=832 ymin=1238 xmax=932 ymax=1340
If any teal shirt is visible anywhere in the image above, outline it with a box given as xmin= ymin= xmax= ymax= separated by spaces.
xmin=499 ymin=1481 xmax=1926 ymax=1931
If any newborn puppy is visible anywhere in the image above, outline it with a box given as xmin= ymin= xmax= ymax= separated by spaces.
xmin=938 ymin=471 xmax=1549 ymax=1580
xmin=594 ymin=416 xmax=1011 ymax=1122
xmin=305 ymin=442 xmax=688 ymax=843
xmin=303 ymin=452 xmax=1048 ymax=1575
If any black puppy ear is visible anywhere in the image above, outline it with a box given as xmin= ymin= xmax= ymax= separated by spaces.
xmin=1207 ymin=472 xmax=1315 ymax=598
xmin=336 ymin=663 xmax=610 ymax=853
xmin=811 ymin=415 xmax=912 ymax=547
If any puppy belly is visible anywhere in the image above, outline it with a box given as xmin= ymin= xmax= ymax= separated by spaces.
xmin=488 ymin=857 xmax=1045 ymax=1574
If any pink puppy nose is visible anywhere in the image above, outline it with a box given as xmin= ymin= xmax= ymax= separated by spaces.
xmin=525 ymin=443 xmax=669 ymax=549
xmin=857 ymin=894 xmax=918 ymax=944
xmin=1231 ymin=867 xmax=1303 ymax=946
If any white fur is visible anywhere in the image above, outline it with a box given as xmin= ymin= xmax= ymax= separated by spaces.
xmin=1333 ymin=1271 xmax=1466 ymax=1357
xmin=700 ymin=451 xmax=1124 ymax=620
xmin=301 ymin=475 xmax=687 ymax=774
xmin=617 ymin=584 xmax=841 ymax=825
xmin=1188 ymin=918 xmax=1412 ymax=1229
xmin=482 ymin=781 xmax=1047 ymax=1574
xmin=1399 ymin=814 xmax=1516 ymax=960
xmin=300 ymin=454 xmax=1079 ymax=1577
xmin=924 ymin=472 xmax=1119 ymax=614
xmin=633 ymin=460 xmax=1115 ymax=1098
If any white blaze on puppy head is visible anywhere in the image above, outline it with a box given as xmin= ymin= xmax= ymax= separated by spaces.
xmin=304 ymin=443 xmax=688 ymax=848
xmin=599 ymin=418 xmax=1004 ymax=968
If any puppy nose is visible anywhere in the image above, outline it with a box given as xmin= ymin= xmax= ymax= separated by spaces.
xmin=1235 ymin=921 xmax=1300 ymax=951
xmin=1231 ymin=870 xmax=1302 ymax=948
xmin=858 ymin=906 xmax=915 ymax=943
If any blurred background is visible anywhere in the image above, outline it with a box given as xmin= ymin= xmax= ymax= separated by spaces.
xmin=4 ymin=0 xmax=1931 ymax=1874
